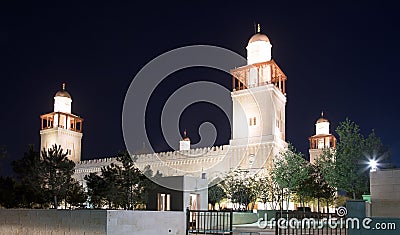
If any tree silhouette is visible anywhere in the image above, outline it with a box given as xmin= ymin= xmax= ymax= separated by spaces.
xmin=85 ymin=151 xmax=159 ymax=209
xmin=12 ymin=144 xmax=76 ymax=208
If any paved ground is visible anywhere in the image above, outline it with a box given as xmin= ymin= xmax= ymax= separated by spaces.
xmin=233 ymin=222 xmax=275 ymax=234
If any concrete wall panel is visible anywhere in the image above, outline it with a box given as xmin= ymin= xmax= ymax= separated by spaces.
xmin=0 ymin=209 xmax=186 ymax=235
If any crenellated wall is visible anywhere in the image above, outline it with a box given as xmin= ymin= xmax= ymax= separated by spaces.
xmin=74 ymin=142 xmax=282 ymax=185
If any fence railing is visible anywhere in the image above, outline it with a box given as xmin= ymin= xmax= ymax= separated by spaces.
xmin=186 ymin=208 xmax=233 ymax=234
xmin=275 ymin=211 xmax=347 ymax=235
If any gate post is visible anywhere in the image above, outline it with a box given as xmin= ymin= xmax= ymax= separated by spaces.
xmin=186 ymin=207 xmax=190 ymax=235
xmin=230 ymin=209 xmax=233 ymax=235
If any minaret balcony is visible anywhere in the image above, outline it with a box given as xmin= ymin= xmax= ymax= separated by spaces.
xmin=231 ymin=60 xmax=287 ymax=94
xmin=40 ymin=111 xmax=83 ymax=133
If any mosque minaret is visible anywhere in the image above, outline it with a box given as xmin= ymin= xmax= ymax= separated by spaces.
xmin=309 ymin=112 xmax=337 ymax=164
xmin=40 ymin=83 xmax=83 ymax=162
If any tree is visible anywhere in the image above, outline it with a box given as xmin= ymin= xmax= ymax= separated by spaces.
xmin=12 ymin=144 xmax=75 ymax=208
xmin=364 ymin=130 xmax=392 ymax=168
xmin=0 ymin=146 xmax=19 ymax=208
xmin=12 ymin=145 xmax=48 ymax=208
xmin=318 ymin=119 xmax=391 ymax=199
xmin=292 ymin=162 xmax=314 ymax=211
xmin=101 ymin=163 xmax=124 ymax=208
xmin=208 ymin=183 xmax=226 ymax=210
xmin=85 ymin=151 xmax=157 ymax=209
xmin=85 ymin=172 xmax=107 ymax=208
xmin=117 ymin=151 xmax=148 ymax=209
xmin=309 ymin=164 xmax=335 ymax=212
xmin=222 ymin=170 xmax=258 ymax=210
xmin=66 ymin=179 xmax=87 ymax=208
xmin=271 ymin=144 xmax=310 ymax=211
xmin=254 ymin=175 xmax=284 ymax=210
xmin=0 ymin=176 xmax=18 ymax=208
xmin=41 ymin=145 xmax=75 ymax=208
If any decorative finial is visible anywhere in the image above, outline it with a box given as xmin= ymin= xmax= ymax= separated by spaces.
xmin=183 ymin=129 xmax=187 ymax=138
xmin=257 ymin=24 xmax=261 ymax=33
xmin=62 ymin=83 xmax=66 ymax=91
xmin=321 ymin=111 xmax=324 ymax=117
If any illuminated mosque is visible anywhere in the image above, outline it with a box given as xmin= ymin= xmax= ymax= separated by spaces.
xmin=39 ymin=26 xmax=336 ymax=194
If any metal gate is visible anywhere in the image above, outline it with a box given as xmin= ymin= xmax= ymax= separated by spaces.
xmin=275 ymin=211 xmax=347 ymax=235
xmin=186 ymin=209 xmax=233 ymax=234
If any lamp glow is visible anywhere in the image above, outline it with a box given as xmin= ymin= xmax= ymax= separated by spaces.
xmin=369 ymin=159 xmax=378 ymax=172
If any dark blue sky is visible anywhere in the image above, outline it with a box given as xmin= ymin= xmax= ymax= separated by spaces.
xmin=1 ymin=1 xmax=399 ymax=174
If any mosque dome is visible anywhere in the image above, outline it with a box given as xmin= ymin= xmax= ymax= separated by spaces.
xmin=248 ymin=33 xmax=270 ymax=45
xmin=316 ymin=112 xmax=329 ymax=124
xmin=246 ymin=24 xmax=272 ymax=65
xmin=55 ymin=83 xmax=71 ymax=99
xmin=316 ymin=117 xmax=329 ymax=123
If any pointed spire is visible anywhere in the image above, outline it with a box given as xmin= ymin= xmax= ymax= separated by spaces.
xmin=182 ymin=129 xmax=190 ymax=141
xmin=257 ymin=23 xmax=261 ymax=33
xmin=62 ymin=83 xmax=66 ymax=91
xmin=321 ymin=111 xmax=324 ymax=117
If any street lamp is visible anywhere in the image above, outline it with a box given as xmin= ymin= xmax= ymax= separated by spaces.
xmin=369 ymin=159 xmax=378 ymax=172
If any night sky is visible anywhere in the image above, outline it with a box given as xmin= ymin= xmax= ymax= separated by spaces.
xmin=1 ymin=1 xmax=399 ymax=175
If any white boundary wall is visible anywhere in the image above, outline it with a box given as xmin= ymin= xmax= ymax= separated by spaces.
xmin=0 ymin=209 xmax=186 ymax=235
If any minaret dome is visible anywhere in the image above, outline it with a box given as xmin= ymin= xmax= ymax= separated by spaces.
xmin=246 ymin=24 xmax=272 ymax=65
xmin=315 ymin=111 xmax=330 ymax=135
xmin=54 ymin=83 xmax=72 ymax=113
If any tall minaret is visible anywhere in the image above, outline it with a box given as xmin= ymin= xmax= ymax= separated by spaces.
xmin=309 ymin=112 xmax=336 ymax=164
xmin=40 ymin=83 xmax=83 ymax=162
xmin=230 ymin=25 xmax=287 ymax=172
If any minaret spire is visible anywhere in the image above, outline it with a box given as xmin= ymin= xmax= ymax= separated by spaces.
xmin=257 ymin=23 xmax=261 ymax=33
xmin=321 ymin=111 xmax=324 ymax=117
xmin=62 ymin=83 xmax=66 ymax=91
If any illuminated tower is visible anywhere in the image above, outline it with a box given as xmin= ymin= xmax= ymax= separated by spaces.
xmin=308 ymin=112 xmax=336 ymax=164
xmin=40 ymin=83 xmax=83 ymax=162
xmin=230 ymin=25 xmax=287 ymax=172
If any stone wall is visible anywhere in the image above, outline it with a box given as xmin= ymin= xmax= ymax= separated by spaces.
xmin=0 ymin=209 xmax=186 ymax=235
xmin=370 ymin=169 xmax=400 ymax=217
xmin=0 ymin=209 xmax=107 ymax=234
xmin=107 ymin=210 xmax=185 ymax=235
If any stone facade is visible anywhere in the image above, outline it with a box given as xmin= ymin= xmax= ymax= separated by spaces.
xmin=370 ymin=169 xmax=400 ymax=217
